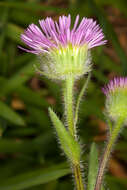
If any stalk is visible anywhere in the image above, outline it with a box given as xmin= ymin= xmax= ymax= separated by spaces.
xmin=73 ymin=163 xmax=84 ymax=190
xmin=63 ymin=77 xmax=75 ymax=137
xmin=63 ymin=76 xmax=84 ymax=190
xmin=94 ymin=118 xmax=124 ymax=190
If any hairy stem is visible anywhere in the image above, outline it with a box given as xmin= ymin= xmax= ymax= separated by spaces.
xmin=64 ymin=77 xmax=75 ymax=137
xmin=73 ymin=163 xmax=84 ymax=190
xmin=63 ymin=76 xmax=84 ymax=190
xmin=94 ymin=118 xmax=124 ymax=190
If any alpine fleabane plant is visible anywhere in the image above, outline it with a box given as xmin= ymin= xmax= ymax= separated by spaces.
xmin=20 ymin=15 xmax=106 ymax=190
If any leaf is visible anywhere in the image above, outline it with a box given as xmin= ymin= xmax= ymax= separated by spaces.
xmin=0 ymin=7 xmax=8 ymax=53
xmin=14 ymin=54 xmax=34 ymax=71
xmin=16 ymin=85 xmax=49 ymax=108
xmin=0 ymin=101 xmax=25 ymax=126
xmin=75 ymin=73 xmax=91 ymax=127
xmin=10 ymin=9 xmax=40 ymax=25
xmin=6 ymin=23 xmax=24 ymax=44
xmin=87 ymin=143 xmax=99 ymax=190
xmin=0 ymin=60 xmax=36 ymax=97
xmin=0 ymin=132 xmax=53 ymax=154
xmin=7 ymin=127 xmax=38 ymax=137
xmin=49 ymin=107 xmax=81 ymax=163
xmin=27 ymin=106 xmax=50 ymax=127
xmin=0 ymin=165 xmax=70 ymax=190
xmin=0 ymin=2 xmax=64 ymax=13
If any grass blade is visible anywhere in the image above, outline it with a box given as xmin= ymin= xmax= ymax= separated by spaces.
xmin=0 ymin=60 xmax=36 ymax=97
xmin=0 ymin=166 xmax=70 ymax=190
xmin=0 ymin=2 xmax=64 ymax=13
xmin=0 ymin=101 xmax=25 ymax=126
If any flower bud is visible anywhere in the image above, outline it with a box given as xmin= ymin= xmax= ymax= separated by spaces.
xmin=102 ymin=77 xmax=127 ymax=121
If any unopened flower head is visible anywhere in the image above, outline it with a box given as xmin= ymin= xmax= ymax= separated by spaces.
xmin=103 ymin=77 xmax=127 ymax=121
xmin=20 ymin=15 xmax=106 ymax=80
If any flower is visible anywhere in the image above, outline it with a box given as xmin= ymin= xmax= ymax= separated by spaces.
xmin=103 ymin=77 xmax=127 ymax=121
xmin=20 ymin=15 xmax=106 ymax=80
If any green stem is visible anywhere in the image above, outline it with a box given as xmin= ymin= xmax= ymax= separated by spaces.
xmin=63 ymin=76 xmax=84 ymax=190
xmin=94 ymin=118 xmax=124 ymax=190
xmin=64 ymin=77 xmax=75 ymax=137
xmin=73 ymin=163 xmax=84 ymax=190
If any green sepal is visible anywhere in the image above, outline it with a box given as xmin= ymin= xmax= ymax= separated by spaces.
xmin=49 ymin=107 xmax=81 ymax=164
xmin=38 ymin=45 xmax=90 ymax=80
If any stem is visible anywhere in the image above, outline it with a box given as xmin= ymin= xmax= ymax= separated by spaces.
xmin=64 ymin=76 xmax=75 ymax=137
xmin=94 ymin=118 xmax=124 ymax=190
xmin=63 ymin=76 xmax=84 ymax=190
xmin=73 ymin=163 xmax=84 ymax=190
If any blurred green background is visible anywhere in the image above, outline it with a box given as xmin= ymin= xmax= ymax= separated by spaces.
xmin=0 ymin=0 xmax=127 ymax=189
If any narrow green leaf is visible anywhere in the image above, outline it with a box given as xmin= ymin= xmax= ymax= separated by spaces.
xmin=0 ymin=166 xmax=70 ymax=190
xmin=7 ymin=127 xmax=37 ymax=137
xmin=6 ymin=23 xmax=23 ymax=44
xmin=87 ymin=143 xmax=99 ymax=190
xmin=0 ymin=60 xmax=36 ymax=97
xmin=27 ymin=106 xmax=50 ymax=127
xmin=0 ymin=7 xmax=8 ymax=53
xmin=0 ymin=132 xmax=53 ymax=154
xmin=16 ymin=85 xmax=49 ymax=108
xmin=75 ymin=73 xmax=91 ymax=127
xmin=0 ymin=2 xmax=64 ymax=13
xmin=0 ymin=101 xmax=25 ymax=126
xmin=10 ymin=9 xmax=40 ymax=25
xmin=49 ymin=107 xmax=81 ymax=163
xmin=14 ymin=54 xmax=34 ymax=71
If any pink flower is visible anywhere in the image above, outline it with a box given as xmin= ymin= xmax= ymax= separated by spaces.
xmin=19 ymin=15 xmax=107 ymax=54
xmin=102 ymin=77 xmax=127 ymax=96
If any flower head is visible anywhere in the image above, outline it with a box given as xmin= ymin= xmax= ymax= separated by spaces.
xmin=103 ymin=77 xmax=127 ymax=121
xmin=20 ymin=15 xmax=106 ymax=80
